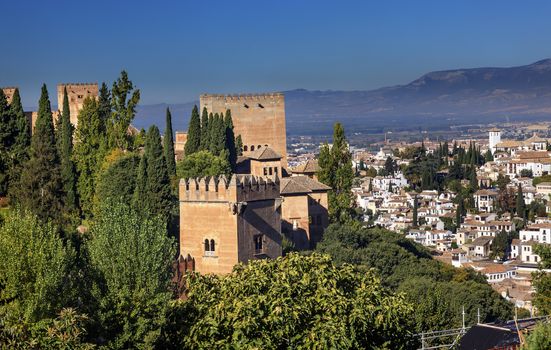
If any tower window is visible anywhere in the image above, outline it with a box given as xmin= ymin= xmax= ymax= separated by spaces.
xmin=204 ymin=239 xmax=210 ymax=252
xmin=244 ymin=104 xmax=249 ymax=108
xmin=210 ymin=239 xmax=215 ymax=252
xmin=258 ymin=103 xmax=264 ymax=108
xmin=244 ymin=145 xmax=248 ymax=152
xmin=251 ymin=145 xmax=255 ymax=151
xmin=254 ymin=234 xmax=263 ymax=252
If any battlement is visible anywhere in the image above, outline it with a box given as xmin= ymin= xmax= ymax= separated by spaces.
xmin=58 ymin=82 xmax=99 ymax=87
xmin=179 ymin=174 xmax=280 ymax=203
xmin=200 ymin=93 xmax=284 ymax=103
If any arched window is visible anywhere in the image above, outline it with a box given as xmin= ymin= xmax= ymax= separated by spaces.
xmin=210 ymin=239 xmax=215 ymax=252
xmin=244 ymin=145 xmax=248 ymax=152
xmin=258 ymin=145 xmax=261 ymax=149
xmin=204 ymin=239 xmax=210 ymax=252
xmin=251 ymin=145 xmax=255 ymax=151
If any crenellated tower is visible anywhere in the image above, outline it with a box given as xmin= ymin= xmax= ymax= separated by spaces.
xmin=57 ymin=83 xmax=99 ymax=127
xmin=179 ymin=174 xmax=282 ymax=274
xmin=200 ymin=93 xmax=287 ymax=167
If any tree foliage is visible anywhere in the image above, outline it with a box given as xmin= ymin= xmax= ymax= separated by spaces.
xmin=164 ymin=108 xmax=176 ymax=177
xmin=59 ymin=87 xmax=80 ymax=222
xmin=174 ymin=253 xmax=415 ymax=349
xmin=184 ymin=105 xmax=201 ymax=156
xmin=318 ymin=123 xmax=355 ymax=223
xmin=316 ymin=223 xmax=513 ymax=331
xmin=176 ymin=150 xmax=230 ymax=179
xmin=87 ymin=201 xmax=176 ymax=348
xmin=0 ymin=209 xmax=74 ymax=326
xmin=107 ymin=71 xmax=140 ymax=150
xmin=74 ymin=98 xmax=108 ymax=218
xmin=15 ymin=85 xmax=64 ymax=224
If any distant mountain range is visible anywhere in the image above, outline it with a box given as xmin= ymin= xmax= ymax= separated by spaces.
xmin=134 ymin=59 xmax=551 ymax=135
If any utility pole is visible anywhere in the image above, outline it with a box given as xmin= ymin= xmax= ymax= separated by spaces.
xmin=477 ymin=308 xmax=480 ymax=324
xmin=462 ymin=306 xmax=466 ymax=332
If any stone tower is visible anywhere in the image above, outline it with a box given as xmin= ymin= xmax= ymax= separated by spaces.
xmin=57 ymin=83 xmax=99 ymax=127
xmin=488 ymin=128 xmax=501 ymax=153
xmin=200 ymin=93 xmax=287 ymax=167
xmin=179 ymin=174 xmax=282 ymax=274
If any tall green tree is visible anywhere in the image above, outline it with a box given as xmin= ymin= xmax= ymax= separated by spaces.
xmin=144 ymin=126 xmax=173 ymax=221
xmin=516 ymin=184 xmax=526 ymax=220
xmin=108 ymin=71 xmax=140 ymax=150
xmin=74 ymin=97 xmax=108 ymax=218
xmin=98 ymin=82 xmax=111 ymax=129
xmin=224 ymin=109 xmax=237 ymax=168
xmin=235 ymin=134 xmax=243 ymax=156
xmin=491 ymin=230 xmax=509 ymax=260
xmin=0 ymin=209 xmax=74 ymax=327
xmin=318 ymin=123 xmax=355 ymax=223
xmin=209 ymin=113 xmax=227 ymax=156
xmin=16 ymin=85 xmax=64 ymax=223
xmin=133 ymin=154 xmax=147 ymax=211
xmin=200 ymin=107 xmax=209 ymax=150
xmin=7 ymin=88 xmax=30 ymax=196
xmin=87 ymin=201 xmax=175 ymax=348
xmin=412 ymin=195 xmax=418 ymax=228
xmin=164 ymin=108 xmax=177 ymax=176
xmin=58 ymin=87 xmax=79 ymax=219
xmin=184 ymin=105 xmax=201 ymax=156
xmin=96 ymin=153 xmax=140 ymax=206
xmin=0 ymin=90 xmax=14 ymax=195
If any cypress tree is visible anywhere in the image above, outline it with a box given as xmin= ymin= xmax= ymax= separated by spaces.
xmin=98 ymin=82 xmax=111 ymax=131
xmin=59 ymin=87 xmax=79 ymax=216
xmin=16 ymin=85 xmax=63 ymax=223
xmin=164 ymin=107 xmax=177 ymax=176
xmin=235 ymin=135 xmax=243 ymax=156
xmin=224 ymin=109 xmax=237 ymax=168
xmin=318 ymin=123 xmax=355 ymax=223
xmin=456 ymin=194 xmax=463 ymax=228
xmin=516 ymin=184 xmax=525 ymax=220
xmin=8 ymin=88 xmax=30 ymax=195
xmin=133 ymin=154 xmax=147 ymax=211
xmin=412 ymin=195 xmax=418 ymax=227
xmin=184 ymin=105 xmax=201 ymax=156
xmin=144 ymin=125 xmax=173 ymax=221
xmin=74 ymin=97 xmax=108 ymax=218
xmin=209 ymin=113 xmax=226 ymax=156
xmin=0 ymin=90 xmax=13 ymax=195
xmin=200 ymin=107 xmax=209 ymax=150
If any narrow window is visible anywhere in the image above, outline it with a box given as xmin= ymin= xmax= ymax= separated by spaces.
xmin=251 ymin=145 xmax=255 ymax=151
xmin=210 ymin=239 xmax=215 ymax=252
xmin=269 ymin=167 xmax=273 ymax=175
xmin=254 ymin=235 xmax=263 ymax=252
xmin=204 ymin=239 xmax=210 ymax=252
xmin=264 ymin=168 xmax=268 ymax=176
xmin=244 ymin=145 xmax=248 ymax=152
xmin=274 ymin=167 xmax=278 ymax=175
xmin=258 ymin=145 xmax=261 ymax=149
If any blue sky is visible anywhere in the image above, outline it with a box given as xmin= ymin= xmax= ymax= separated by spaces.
xmin=2 ymin=0 xmax=551 ymax=107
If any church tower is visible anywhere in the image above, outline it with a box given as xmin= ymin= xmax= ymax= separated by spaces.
xmin=488 ymin=128 xmax=501 ymax=153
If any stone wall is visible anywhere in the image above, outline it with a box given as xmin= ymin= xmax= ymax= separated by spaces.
xmin=179 ymin=174 xmax=282 ymax=274
xmin=200 ymin=93 xmax=287 ymax=167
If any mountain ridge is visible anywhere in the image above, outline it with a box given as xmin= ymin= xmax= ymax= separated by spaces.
xmin=134 ymin=58 xmax=551 ymax=134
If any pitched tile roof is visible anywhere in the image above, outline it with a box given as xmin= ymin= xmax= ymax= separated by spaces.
xmin=280 ymin=175 xmax=331 ymax=195
xmin=291 ymin=159 xmax=319 ymax=174
xmin=249 ymin=147 xmax=282 ymax=160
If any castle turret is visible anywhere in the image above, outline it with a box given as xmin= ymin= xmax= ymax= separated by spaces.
xmin=179 ymin=174 xmax=282 ymax=274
